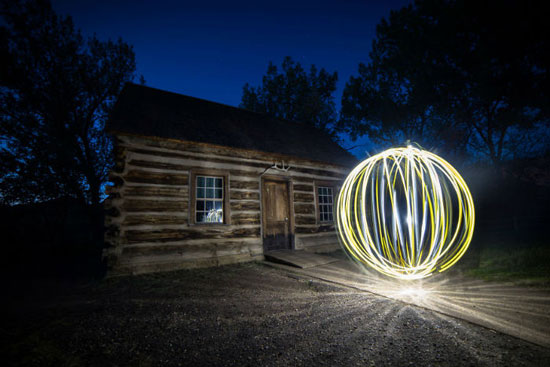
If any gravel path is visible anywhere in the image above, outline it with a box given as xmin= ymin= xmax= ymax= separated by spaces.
xmin=3 ymin=262 xmax=550 ymax=366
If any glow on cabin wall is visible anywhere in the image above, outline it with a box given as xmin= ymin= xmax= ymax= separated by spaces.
xmin=336 ymin=146 xmax=475 ymax=280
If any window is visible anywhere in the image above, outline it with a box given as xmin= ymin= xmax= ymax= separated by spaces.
xmin=195 ymin=175 xmax=224 ymax=223
xmin=318 ymin=186 xmax=334 ymax=222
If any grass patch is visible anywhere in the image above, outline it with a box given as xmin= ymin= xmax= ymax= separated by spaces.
xmin=464 ymin=244 xmax=550 ymax=286
xmin=328 ymin=244 xmax=550 ymax=286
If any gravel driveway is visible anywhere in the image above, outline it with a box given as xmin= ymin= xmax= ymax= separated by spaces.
xmin=3 ymin=262 xmax=550 ymax=366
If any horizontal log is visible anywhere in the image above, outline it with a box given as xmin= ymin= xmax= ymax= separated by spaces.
xmin=127 ymin=147 xmax=346 ymax=177
xmin=123 ymin=215 xmax=188 ymax=226
xmin=293 ymin=184 xmax=313 ymax=192
xmin=230 ymin=180 xmax=259 ymax=190
xmin=128 ymin=159 xmax=188 ymax=171
xmin=124 ymin=226 xmax=261 ymax=244
xmin=125 ymin=145 xmax=347 ymax=178
xmin=294 ymin=192 xmax=314 ymax=202
xmin=290 ymin=177 xmax=314 ymax=183
xmin=121 ymin=134 xmax=341 ymax=168
xmin=128 ymin=149 xmax=264 ymax=177
xmin=128 ymin=148 xmax=268 ymax=170
xmin=122 ymin=242 xmax=216 ymax=256
xmin=231 ymin=201 xmax=260 ymax=211
xmin=114 ymin=257 xmax=219 ymax=275
xmin=231 ymin=212 xmax=261 ymax=225
xmin=228 ymin=169 xmax=261 ymax=178
xmin=216 ymin=242 xmax=253 ymax=257
xmin=295 ymin=225 xmax=334 ymax=234
xmin=295 ymin=215 xmax=316 ymax=225
xmin=125 ymin=159 xmax=337 ymax=187
xmin=301 ymin=168 xmax=343 ymax=179
xmin=125 ymin=170 xmax=189 ymax=185
xmin=121 ymin=240 xmax=259 ymax=258
xmin=299 ymin=232 xmax=339 ymax=246
xmin=230 ymin=191 xmax=260 ymax=200
xmin=294 ymin=203 xmax=315 ymax=214
xmin=124 ymin=186 xmax=188 ymax=198
xmin=129 ymin=157 xmax=262 ymax=180
xmin=217 ymin=253 xmax=258 ymax=266
xmin=122 ymin=199 xmax=188 ymax=212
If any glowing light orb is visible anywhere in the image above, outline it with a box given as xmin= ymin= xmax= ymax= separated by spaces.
xmin=336 ymin=146 xmax=475 ymax=280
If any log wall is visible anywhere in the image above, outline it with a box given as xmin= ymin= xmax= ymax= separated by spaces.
xmin=104 ymin=133 xmax=350 ymax=275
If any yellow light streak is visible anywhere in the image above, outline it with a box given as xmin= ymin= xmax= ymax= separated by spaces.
xmin=336 ymin=146 xmax=475 ymax=280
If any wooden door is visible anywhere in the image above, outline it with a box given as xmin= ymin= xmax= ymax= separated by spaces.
xmin=262 ymin=180 xmax=292 ymax=251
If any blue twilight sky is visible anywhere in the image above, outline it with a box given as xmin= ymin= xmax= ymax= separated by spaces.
xmin=51 ymin=0 xmax=411 ymax=159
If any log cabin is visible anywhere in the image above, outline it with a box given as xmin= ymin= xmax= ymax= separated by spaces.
xmin=103 ymin=83 xmax=357 ymax=275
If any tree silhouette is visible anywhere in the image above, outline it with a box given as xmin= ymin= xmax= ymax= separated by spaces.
xmin=241 ymin=56 xmax=338 ymax=137
xmin=0 ymin=0 xmax=137 ymax=205
xmin=339 ymin=0 xmax=550 ymax=166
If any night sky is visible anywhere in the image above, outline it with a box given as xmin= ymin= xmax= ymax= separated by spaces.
xmin=52 ymin=0 xmax=412 ymax=158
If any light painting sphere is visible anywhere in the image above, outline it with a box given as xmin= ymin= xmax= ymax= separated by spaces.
xmin=336 ymin=146 xmax=475 ymax=280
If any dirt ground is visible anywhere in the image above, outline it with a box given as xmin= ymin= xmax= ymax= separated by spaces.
xmin=3 ymin=262 xmax=550 ymax=366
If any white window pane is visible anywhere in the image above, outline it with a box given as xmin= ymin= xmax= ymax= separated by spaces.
xmin=195 ymin=175 xmax=224 ymax=224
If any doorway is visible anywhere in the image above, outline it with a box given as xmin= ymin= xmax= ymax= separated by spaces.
xmin=262 ymin=178 xmax=293 ymax=252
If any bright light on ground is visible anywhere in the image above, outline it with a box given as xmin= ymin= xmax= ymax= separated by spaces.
xmin=398 ymin=287 xmax=430 ymax=298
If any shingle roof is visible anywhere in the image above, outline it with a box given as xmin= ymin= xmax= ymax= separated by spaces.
xmin=108 ymin=83 xmax=357 ymax=167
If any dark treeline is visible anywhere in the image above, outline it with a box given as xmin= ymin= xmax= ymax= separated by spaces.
xmin=338 ymin=0 xmax=550 ymax=168
xmin=1 ymin=0 xmax=137 ymax=206
xmin=0 ymin=0 xmax=137 ymax=276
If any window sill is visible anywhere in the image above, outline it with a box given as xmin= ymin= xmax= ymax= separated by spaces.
xmin=190 ymin=222 xmax=230 ymax=227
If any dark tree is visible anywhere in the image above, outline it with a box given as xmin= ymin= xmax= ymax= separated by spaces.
xmin=241 ymin=56 xmax=338 ymax=136
xmin=339 ymin=0 xmax=550 ymax=166
xmin=0 ymin=0 xmax=137 ymax=205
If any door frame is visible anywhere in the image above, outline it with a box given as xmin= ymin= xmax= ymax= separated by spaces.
xmin=260 ymin=175 xmax=295 ymax=251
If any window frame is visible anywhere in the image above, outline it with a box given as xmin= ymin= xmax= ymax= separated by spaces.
xmin=314 ymin=181 xmax=337 ymax=224
xmin=190 ymin=169 xmax=231 ymax=225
